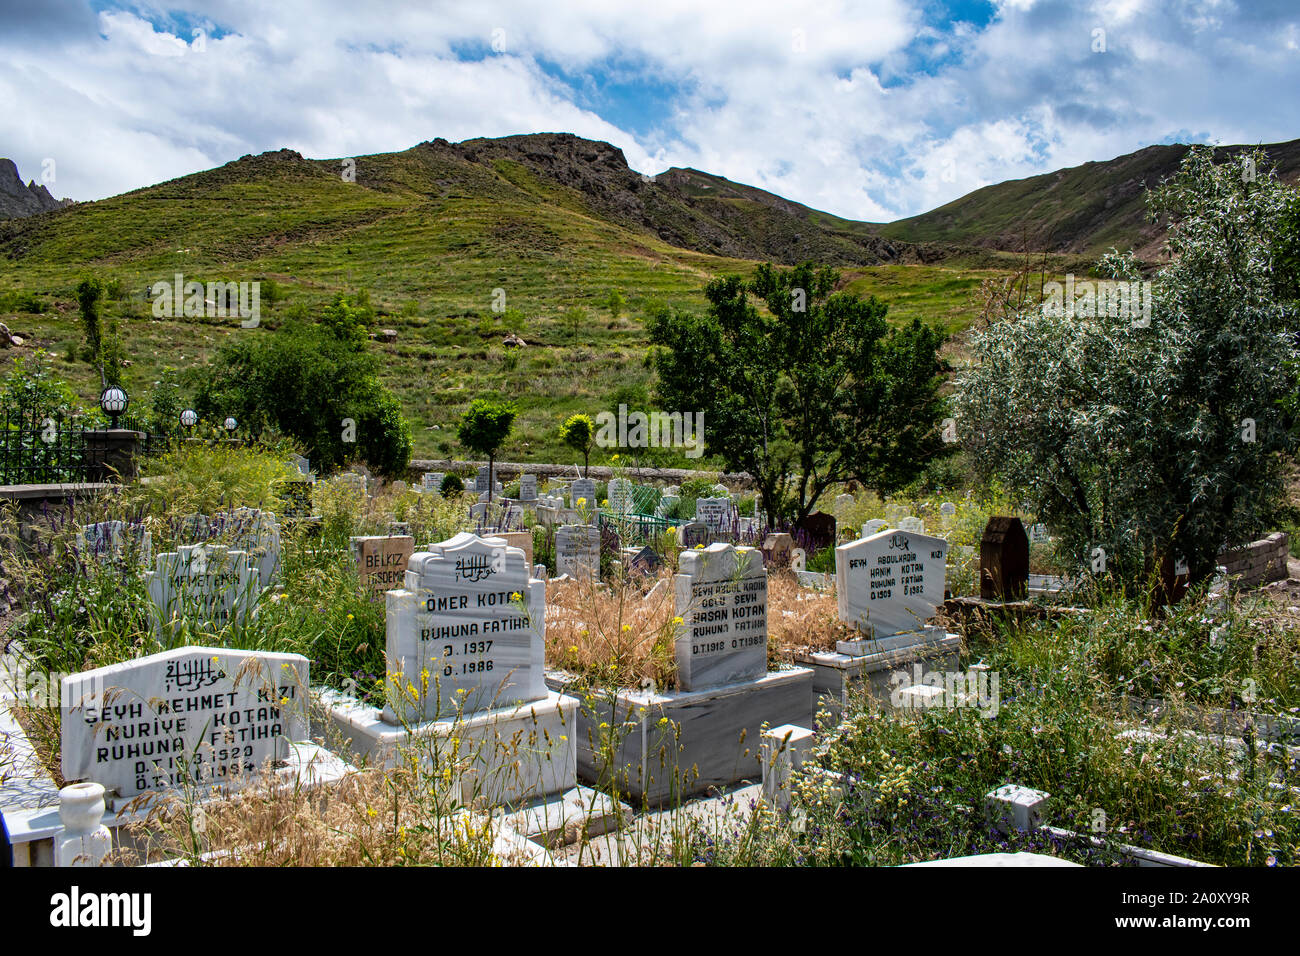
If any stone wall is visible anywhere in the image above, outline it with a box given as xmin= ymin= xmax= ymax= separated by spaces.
xmin=1218 ymin=532 xmax=1290 ymax=588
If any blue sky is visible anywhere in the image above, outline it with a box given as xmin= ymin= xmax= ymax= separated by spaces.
xmin=2 ymin=0 xmax=1298 ymax=221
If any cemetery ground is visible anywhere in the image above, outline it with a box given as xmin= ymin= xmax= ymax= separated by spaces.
xmin=1 ymin=441 xmax=1296 ymax=868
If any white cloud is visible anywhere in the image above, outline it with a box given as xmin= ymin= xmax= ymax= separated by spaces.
xmin=0 ymin=0 xmax=1296 ymax=224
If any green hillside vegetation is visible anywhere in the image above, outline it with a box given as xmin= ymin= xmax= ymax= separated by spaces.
xmin=880 ymin=139 xmax=1300 ymax=259
xmin=0 ymin=133 xmax=1109 ymax=465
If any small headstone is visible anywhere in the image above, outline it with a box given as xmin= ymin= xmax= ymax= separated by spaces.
xmin=762 ymin=532 xmax=794 ymax=568
xmin=280 ymin=479 xmax=315 ymax=519
xmin=656 ymin=494 xmax=680 ymax=517
xmin=694 ymin=497 xmax=734 ymax=531
xmin=795 ymin=511 xmax=837 ymax=551
xmin=710 ymin=483 xmax=730 ymax=497
xmin=899 ymin=516 xmax=925 ymax=534
xmin=475 ymin=465 xmax=494 ymax=494
xmin=663 ymin=485 xmax=680 ymax=497
xmin=177 ymin=513 xmax=212 ymax=542
xmin=680 ymin=520 xmax=710 ymax=548
xmin=212 ymin=508 xmax=281 ymax=588
xmin=980 ymin=517 xmax=1029 ymax=601
xmin=627 ymin=545 xmax=661 ymax=576
xmin=607 ymin=478 xmax=633 ymax=514
xmin=570 ymin=478 xmax=597 ymax=509
xmin=556 ymin=524 xmax=600 ymax=580
xmin=61 ymin=646 xmax=309 ymax=799
xmin=288 ymin=454 xmax=311 ymax=476
xmin=77 ymin=521 xmax=152 ymax=567
xmin=1029 ymin=523 xmax=1050 ymax=544
xmin=791 ymin=548 xmax=806 ymax=572
xmin=422 ymin=472 xmax=445 ymax=491
xmin=351 ymin=535 xmax=416 ymax=600
xmin=939 ymin=503 xmax=956 ymax=529
xmin=387 ymin=521 xmax=411 ymax=536
xmin=391 ymin=480 xmax=409 ymax=495
xmin=518 ymin=474 xmax=537 ymax=501
xmin=862 ymin=519 xmax=889 ymax=538
xmin=498 ymin=531 xmax=534 ymax=568
xmin=384 ymin=532 xmax=546 ymax=720
xmin=835 ymin=529 xmax=949 ymax=638
xmin=673 ymin=543 xmax=768 ymax=690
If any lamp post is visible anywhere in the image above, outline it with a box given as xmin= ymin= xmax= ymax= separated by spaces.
xmin=99 ymin=385 xmax=128 ymax=427
xmin=87 ymin=386 xmax=139 ymax=481
xmin=224 ymin=417 xmax=237 ymax=438
xmin=179 ymin=408 xmax=198 ymax=431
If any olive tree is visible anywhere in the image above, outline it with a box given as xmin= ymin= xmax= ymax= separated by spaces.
xmin=956 ymin=146 xmax=1300 ymax=591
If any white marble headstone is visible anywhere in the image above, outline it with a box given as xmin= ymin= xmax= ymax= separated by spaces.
xmin=862 ymin=519 xmax=890 ymax=538
xmin=212 ymin=508 xmax=281 ymax=588
xmin=673 ymin=543 xmax=768 ymax=691
xmin=835 ymin=529 xmax=949 ymax=638
xmin=145 ymin=545 xmax=261 ymax=634
xmin=899 ymin=516 xmax=926 ymax=534
xmin=61 ymin=646 xmax=309 ymax=799
xmin=385 ymin=532 xmax=546 ymax=721
xmin=694 ymin=497 xmax=734 ymax=531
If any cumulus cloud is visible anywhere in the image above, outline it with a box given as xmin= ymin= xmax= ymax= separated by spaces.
xmin=0 ymin=0 xmax=1296 ymax=220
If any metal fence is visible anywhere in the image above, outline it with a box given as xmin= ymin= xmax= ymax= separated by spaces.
xmin=0 ymin=406 xmax=159 ymax=485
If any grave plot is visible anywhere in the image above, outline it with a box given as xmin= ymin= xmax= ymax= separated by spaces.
xmin=1 ymin=647 xmax=347 ymax=866
xmin=791 ymin=528 xmax=961 ymax=715
xmin=317 ymin=531 xmax=581 ymax=807
xmin=545 ymin=543 xmax=813 ymax=806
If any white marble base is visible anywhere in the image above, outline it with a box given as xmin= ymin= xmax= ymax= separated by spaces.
xmin=800 ymin=630 xmax=962 ymax=715
xmin=3 ymin=742 xmax=350 ymax=867
xmin=546 ymin=667 xmax=814 ymax=807
xmin=316 ymin=688 xmax=578 ymax=807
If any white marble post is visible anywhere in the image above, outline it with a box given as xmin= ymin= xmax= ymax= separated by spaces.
xmin=54 ymin=782 xmax=112 ymax=867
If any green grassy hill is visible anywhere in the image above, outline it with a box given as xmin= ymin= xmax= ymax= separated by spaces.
xmin=879 ymin=138 xmax=1300 ymax=259
xmin=0 ymin=133 xmax=1092 ymax=466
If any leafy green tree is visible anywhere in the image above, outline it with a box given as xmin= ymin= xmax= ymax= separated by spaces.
xmin=563 ymin=306 xmax=585 ymax=343
xmin=319 ymin=290 xmax=373 ymax=350
xmin=956 ymin=146 xmax=1300 ymax=592
xmin=605 ymin=290 xmax=626 ymax=321
xmin=457 ymin=399 xmax=517 ymax=504
xmin=75 ymin=276 xmax=105 ymax=385
xmin=559 ymin=413 xmax=596 ymax=475
xmin=649 ymin=262 xmax=948 ymax=523
xmin=191 ymin=317 xmax=411 ymax=476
